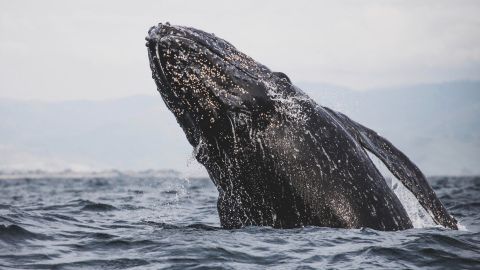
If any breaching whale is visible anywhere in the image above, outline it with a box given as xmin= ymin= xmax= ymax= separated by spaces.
xmin=146 ymin=23 xmax=458 ymax=230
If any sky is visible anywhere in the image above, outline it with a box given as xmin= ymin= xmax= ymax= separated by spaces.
xmin=0 ymin=0 xmax=479 ymax=101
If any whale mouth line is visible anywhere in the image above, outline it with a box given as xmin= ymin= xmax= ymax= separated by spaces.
xmin=147 ymin=37 xmax=171 ymax=97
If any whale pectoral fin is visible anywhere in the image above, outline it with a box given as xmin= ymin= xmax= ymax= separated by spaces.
xmin=324 ymin=107 xmax=458 ymax=230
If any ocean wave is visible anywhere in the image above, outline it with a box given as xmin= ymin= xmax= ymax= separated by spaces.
xmin=0 ymin=224 xmax=49 ymax=242
xmin=80 ymin=203 xmax=118 ymax=212
xmin=0 ymin=175 xmax=478 ymax=269
xmin=142 ymin=221 xmax=219 ymax=231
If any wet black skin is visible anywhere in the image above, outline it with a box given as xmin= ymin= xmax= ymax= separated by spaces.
xmin=146 ymin=23 xmax=458 ymax=230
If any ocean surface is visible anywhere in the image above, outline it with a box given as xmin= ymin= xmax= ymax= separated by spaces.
xmin=0 ymin=171 xmax=479 ymax=269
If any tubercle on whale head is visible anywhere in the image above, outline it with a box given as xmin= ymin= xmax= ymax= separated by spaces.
xmin=146 ymin=23 xmax=295 ymax=147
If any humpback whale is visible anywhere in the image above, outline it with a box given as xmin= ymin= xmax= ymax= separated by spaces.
xmin=146 ymin=23 xmax=458 ymax=230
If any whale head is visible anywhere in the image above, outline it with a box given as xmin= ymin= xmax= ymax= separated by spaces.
xmin=146 ymin=23 xmax=298 ymax=148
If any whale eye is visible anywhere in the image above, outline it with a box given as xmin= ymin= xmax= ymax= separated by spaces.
xmin=273 ymin=72 xmax=291 ymax=84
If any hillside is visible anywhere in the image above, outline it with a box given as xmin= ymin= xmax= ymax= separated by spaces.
xmin=0 ymin=81 xmax=478 ymax=175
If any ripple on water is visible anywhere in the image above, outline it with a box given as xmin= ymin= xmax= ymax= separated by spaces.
xmin=28 ymin=258 xmax=150 ymax=270
xmin=0 ymin=224 xmax=50 ymax=242
xmin=80 ymin=203 xmax=118 ymax=212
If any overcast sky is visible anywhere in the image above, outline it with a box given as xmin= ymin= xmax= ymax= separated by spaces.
xmin=1 ymin=0 xmax=479 ymax=101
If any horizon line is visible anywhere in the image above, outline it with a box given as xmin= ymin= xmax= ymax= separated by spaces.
xmin=0 ymin=79 xmax=478 ymax=103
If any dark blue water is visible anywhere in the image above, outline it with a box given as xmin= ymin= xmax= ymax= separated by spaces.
xmin=0 ymin=172 xmax=479 ymax=269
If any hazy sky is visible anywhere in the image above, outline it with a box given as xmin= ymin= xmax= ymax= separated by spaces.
xmin=1 ymin=0 xmax=479 ymax=100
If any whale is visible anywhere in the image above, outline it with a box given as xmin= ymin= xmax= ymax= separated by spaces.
xmin=145 ymin=23 xmax=458 ymax=230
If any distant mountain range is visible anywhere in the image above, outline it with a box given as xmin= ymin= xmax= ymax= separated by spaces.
xmin=0 ymin=80 xmax=478 ymax=175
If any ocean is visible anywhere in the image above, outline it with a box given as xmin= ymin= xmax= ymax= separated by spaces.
xmin=0 ymin=172 xmax=479 ymax=269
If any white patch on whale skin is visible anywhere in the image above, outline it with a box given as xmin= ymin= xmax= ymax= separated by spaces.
xmin=371 ymin=152 xmax=467 ymax=231
xmin=366 ymin=151 xmax=438 ymax=228
xmin=390 ymin=176 xmax=437 ymax=228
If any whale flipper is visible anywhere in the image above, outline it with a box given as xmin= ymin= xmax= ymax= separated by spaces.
xmin=324 ymin=107 xmax=458 ymax=229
